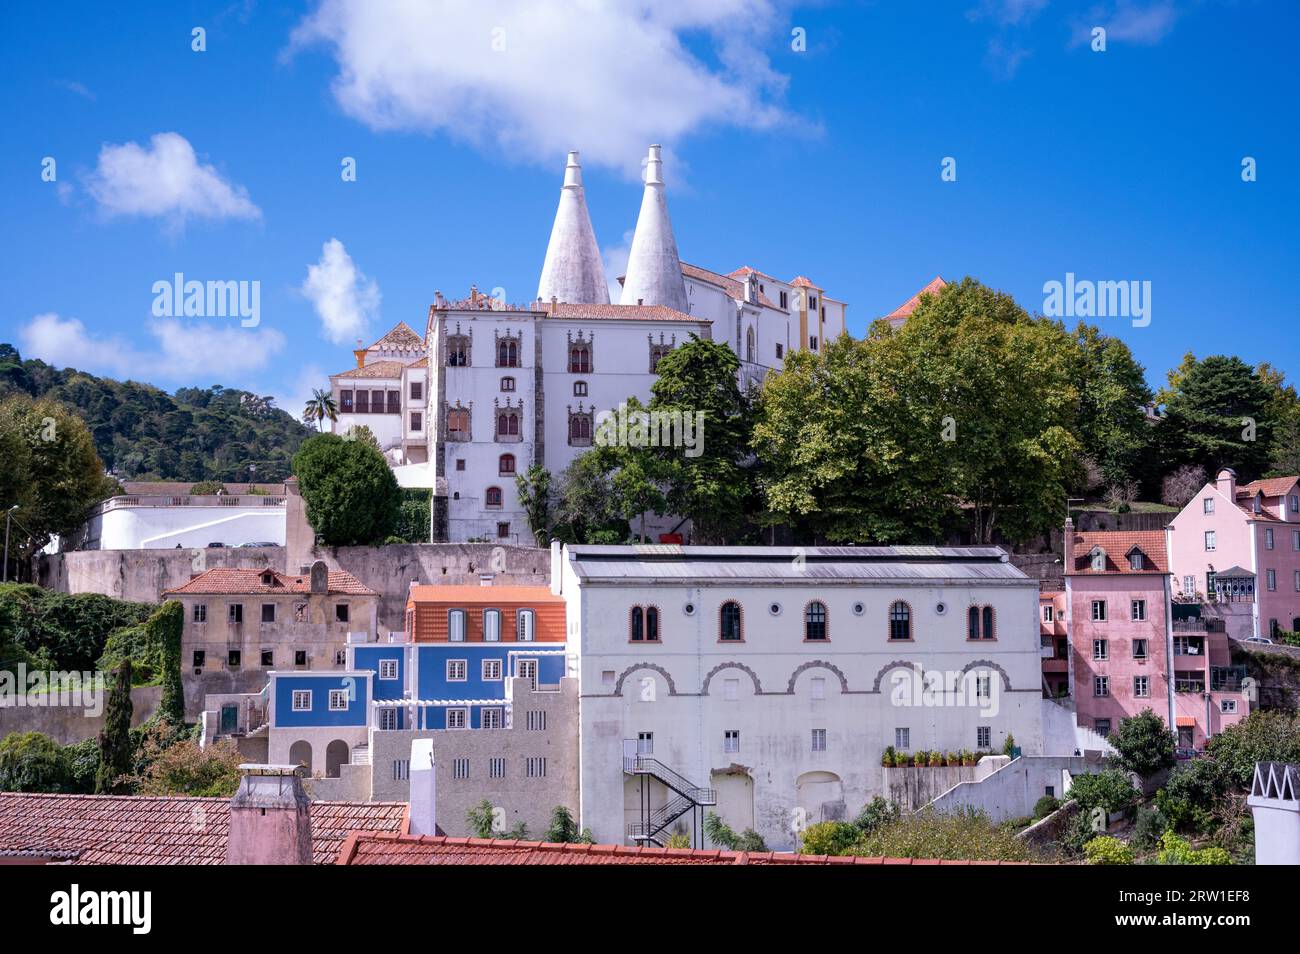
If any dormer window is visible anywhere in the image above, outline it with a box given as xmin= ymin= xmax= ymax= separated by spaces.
xmin=1128 ymin=551 xmax=1145 ymax=570
xmin=260 ymin=570 xmax=276 ymax=587
xmin=1253 ymin=493 xmax=1263 ymax=514
xmin=1090 ymin=547 xmax=1106 ymax=572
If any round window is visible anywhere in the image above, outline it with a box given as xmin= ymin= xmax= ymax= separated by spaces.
xmin=852 ymin=602 xmax=865 ymax=616
xmin=768 ymin=602 xmax=782 ymax=616
xmin=936 ymin=602 xmax=948 ymax=616
xmin=684 ymin=602 xmax=696 ymax=616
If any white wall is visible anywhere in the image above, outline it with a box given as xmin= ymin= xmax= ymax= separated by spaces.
xmin=91 ymin=503 xmax=285 ymax=549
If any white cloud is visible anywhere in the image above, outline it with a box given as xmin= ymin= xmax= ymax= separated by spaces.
xmin=300 ymin=238 xmax=381 ymax=345
xmin=1071 ymin=2 xmax=1180 ymax=45
xmin=601 ymin=229 xmax=635 ymax=305
xmin=288 ymin=0 xmax=797 ymax=175
xmin=17 ymin=312 xmax=285 ymax=383
xmin=83 ymin=132 xmax=261 ymax=228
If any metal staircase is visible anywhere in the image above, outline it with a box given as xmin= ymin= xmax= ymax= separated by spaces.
xmin=623 ymin=744 xmax=717 ymax=848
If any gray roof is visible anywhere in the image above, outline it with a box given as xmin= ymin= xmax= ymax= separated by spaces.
xmin=564 ymin=544 xmax=1030 ymax=586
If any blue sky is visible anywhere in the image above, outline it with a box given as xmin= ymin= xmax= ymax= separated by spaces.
xmin=2 ymin=0 xmax=1296 ymax=416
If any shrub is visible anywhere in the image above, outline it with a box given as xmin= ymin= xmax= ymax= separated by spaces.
xmin=1002 ymin=733 xmax=1018 ymax=757
xmin=704 ymin=811 xmax=767 ymax=851
xmin=394 ymin=488 xmax=431 ymax=543
xmin=0 ymin=583 xmax=153 ymax=673
xmin=542 ymin=806 xmax=584 ymax=844
xmin=1033 ymin=795 xmax=1061 ymax=820
xmin=881 ymin=745 xmax=895 ymax=768
xmin=1156 ymin=758 xmax=1228 ymax=833
xmin=292 ymin=433 xmax=401 ymax=545
xmin=133 ymin=737 xmax=243 ymax=797
xmin=850 ymin=808 xmax=1034 ymax=862
xmin=853 ymin=796 xmax=900 ymax=836
xmin=1067 ymin=769 xmax=1140 ymax=816
xmin=0 ymin=732 xmax=69 ymax=792
xmin=1111 ymin=708 xmax=1177 ymax=779
xmin=800 ymin=821 xmax=861 ymax=855
xmin=1156 ymin=831 xmax=1232 ymax=866
xmin=188 ymin=481 xmax=226 ymax=495
xmin=1132 ymin=805 xmax=1170 ymax=849
xmin=1084 ymin=835 xmax=1133 ymax=865
xmin=1204 ymin=710 xmax=1300 ymax=788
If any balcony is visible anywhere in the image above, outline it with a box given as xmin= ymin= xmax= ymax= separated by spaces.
xmin=1172 ymin=618 xmax=1226 ymax=633
xmin=1173 ymin=673 xmax=1206 ymax=693
xmin=1210 ymin=666 xmax=1248 ymax=692
xmin=92 ymin=494 xmax=286 ymax=515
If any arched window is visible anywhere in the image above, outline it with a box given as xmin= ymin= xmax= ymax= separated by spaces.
xmin=888 ymin=602 xmax=911 ymax=641
xmin=630 ymin=606 xmax=644 ymax=641
xmin=496 ymin=410 xmax=520 ymax=439
xmin=499 ymin=453 xmax=516 ymax=476
xmin=483 ymin=609 xmax=501 ymax=642
xmin=746 ymin=326 xmax=755 ymax=363
xmin=516 ymin=609 xmax=535 ymax=642
xmin=485 ymin=486 xmax=503 ymax=508
xmin=982 ymin=606 xmax=995 ymax=640
xmin=646 ymin=606 xmax=660 ymax=642
xmin=448 ymin=609 xmax=466 ymax=642
xmin=447 ymin=334 xmax=470 ymax=367
xmin=805 ymin=601 xmax=827 ymax=640
xmin=968 ymin=606 xmax=980 ymax=640
xmin=497 ymin=337 xmax=519 ymax=368
xmin=568 ymin=410 xmax=593 ymax=446
xmin=720 ymin=601 xmax=742 ymax=641
xmin=569 ymin=343 xmax=591 ymax=373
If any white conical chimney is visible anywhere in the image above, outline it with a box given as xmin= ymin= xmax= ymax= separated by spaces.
xmin=537 ymin=151 xmax=609 ymax=305
xmin=620 ymin=145 xmax=688 ymax=313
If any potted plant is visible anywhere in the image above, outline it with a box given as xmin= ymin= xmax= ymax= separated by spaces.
xmin=962 ymin=749 xmax=977 ymax=766
xmin=881 ymin=745 xmax=896 ymax=768
xmin=914 ymin=749 xmax=928 ymax=768
xmin=893 ymin=750 xmax=909 ymax=768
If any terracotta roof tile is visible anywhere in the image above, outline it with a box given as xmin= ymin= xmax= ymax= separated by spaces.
xmin=367 ymin=322 xmax=425 ymax=350
xmin=1067 ymin=530 xmax=1169 ymax=575
xmin=336 ymin=833 xmax=1039 ymax=866
xmin=0 ymin=793 xmax=407 ymax=865
xmin=886 ymin=276 xmax=948 ymax=323
xmin=1237 ymin=476 xmax=1298 ymax=497
xmin=164 ymin=567 xmax=377 ymax=597
xmin=407 ymin=584 xmax=563 ymax=605
xmin=679 ymin=262 xmax=779 ymax=308
xmin=334 ymin=360 xmax=409 ymax=380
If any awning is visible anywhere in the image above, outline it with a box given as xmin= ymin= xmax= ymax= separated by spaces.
xmin=1176 ymin=717 xmax=1196 ymax=727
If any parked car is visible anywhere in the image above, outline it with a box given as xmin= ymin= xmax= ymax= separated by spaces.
xmin=206 ymin=542 xmax=226 ymax=548
xmin=1244 ymin=635 xmax=1274 ymax=645
xmin=238 ymin=542 xmax=280 ymax=548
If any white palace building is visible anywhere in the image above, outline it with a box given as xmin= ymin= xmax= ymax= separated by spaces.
xmin=329 ymin=146 xmax=850 ymax=543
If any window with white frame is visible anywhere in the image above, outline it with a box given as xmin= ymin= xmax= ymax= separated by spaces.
xmin=482 ymin=658 xmax=503 ymax=681
xmin=1203 ymin=497 xmax=1215 ymax=514
xmin=1266 ymin=528 xmax=1275 ymax=550
xmin=637 ymin=731 xmax=653 ymax=754
xmin=1091 ymin=600 xmax=1107 ymax=621
xmin=453 ymin=758 xmax=469 ymax=779
xmin=482 ymin=708 xmax=503 ymax=729
xmin=1183 ymin=575 xmax=1196 ymax=595
xmin=724 ymin=729 xmax=740 ymax=753
xmin=811 ymin=729 xmax=827 ymax=752
xmin=292 ymin=690 xmax=312 ymax=711
xmin=1134 ymin=675 xmax=1150 ymax=697
xmin=448 ymin=609 xmax=466 ymax=642
xmin=516 ymin=608 xmax=536 ymax=641
xmin=328 ymin=689 xmax=349 ymax=711
xmin=1222 ymin=699 xmax=1238 ymax=714
xmin=447 ymin=659 xmax=467 ymax=681
xmin=1094 ymin=675 xmax=1109 ymax=697
xmin=447 ymin=707 xmax=468 ymax=729
xmin=1204 ymin=530 xmax=1216 ymax=551
xmin=895 ymin=727 xmax=910 ymax=750
xmin=378 ymin=659 xmax=398 ymax=681
xmin=976 ymin=726 xmax=991 ymax=748
xmin=723 ymin=677 xmax=738 ymax=701
xmin=483 ymin=608 xmax=501 ymax=642
xmin=1093 ymin=638 xmax=1108 ymax=660
xmin=489 ymin=757 xmax=506 ymax=778
xmin=1131 ymin=599 xmax=1146 ymax=621
xmin=1133 ymin=638 xmax=1148 ymax=659
xmin=379 ymin=708 xmax=397 ymax=730
xmin=975 ymin=674 xmax=992 ymax=700
xmin=1267 ymin=569 xmax=1277 ymax=592
xmin=1042 ymin=605 xmax=1054 ymax=623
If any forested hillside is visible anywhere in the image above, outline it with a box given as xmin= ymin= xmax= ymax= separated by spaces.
xmin=0 ymin=344 xmax=312 ymax=482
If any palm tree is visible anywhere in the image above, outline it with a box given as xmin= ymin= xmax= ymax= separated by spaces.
xmin=302 ymin=388 xmax=338 ymax=431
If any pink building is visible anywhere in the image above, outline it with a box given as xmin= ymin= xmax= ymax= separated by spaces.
xmin=1064 ymin=526 xmax=1248 ymax=752
xmin=1039 ymin=584 xmax=1069 ymax=699
xmin=1166 ymin=469 xmax=1300 ymax=641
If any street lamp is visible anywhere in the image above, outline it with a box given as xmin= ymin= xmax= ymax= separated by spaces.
xmin=3 ymin=504 xmax=18 ymax=584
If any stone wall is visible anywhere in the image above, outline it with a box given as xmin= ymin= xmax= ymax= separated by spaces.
xmin=883 ymin=765 xmax=980 ymax=811
xmin=36 ymin=547 xmax=282 ymax=604
xmin=0 ymin=685 xmax=161 ymax=745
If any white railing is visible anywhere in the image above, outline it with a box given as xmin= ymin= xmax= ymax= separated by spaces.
xmin=93 ymin=494 xmax=287 ymax=514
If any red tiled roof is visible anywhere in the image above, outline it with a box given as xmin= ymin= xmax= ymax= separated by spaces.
xmin=0 ymin=793 xmax=407 ymax=865
xmin=367 ymin=321 xmax=425 ymax=350
xmin=549 ymin=302 xmax=704 ymax=323
xmin=1067 ymin=530 xmax=1169 ymax=575
xmin=680 ymin=262 xmax=779 ymax=308
xmin=164 ymin=567 xmax=377 ymax=597
xmin=333 ymin=360 xmax=408 ymax=380
xmin=336 ymin=833 xmax=1034 ymax=866
xmin=886 ymin=276 xmax=948 ymax=321
xmin=407 ymin=584 xmax=563 ymax=605
xmin=1237 ymin=477 xmax=1298 ymax=498
xmin=789 ymin=275 xmax=817 ymax=288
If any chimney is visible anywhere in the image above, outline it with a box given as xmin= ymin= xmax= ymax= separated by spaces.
xmin=1249 ymin=762 xmax=1300 ymax=865
xmin=620 ymin=145 xmax=689 ymax=312
xmin=550 ymin=295 xmax=558 ymax=316
xmin=408 ymin=739 xmax=437 ymax=836
xmin=550 ymin=539 xmax=563 ymax=595
xmin=226 ymin=764 xmax=312 ymax=865
xmin=309 ymin=560 xmax=329 ymax=595
xmin=479 ymin=573 xmax=494 ymax=586
xmin=353 ymin=348 xmax=367 ymax=369
xmin=537 ymin=150 xmax=610 ymax=306
xmin=1216 ymin=467 xmax=1237 ymax=500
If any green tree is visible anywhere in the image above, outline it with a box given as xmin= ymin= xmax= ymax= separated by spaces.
xmin=1157 ymin=355 xmax=1274 ymax=480
xmin=1204 ymin=709 xmax=1300 ymax=787
xmin=543 ymin=805 xmax=591 ymax=843
xmin=515 ymin=465 xmax=552 ymax=546
xmin=1067 ymin=769 xmax=1140 ymax=815
xmin=95 ymin=660 xmax=134 ymax=794
xmin=342 ymin=423 xmax=381 ymax=451
xmin=1111 ymin=709 xmax=1177 ymax=779
xmin=133 ymin=737 xmax=242 ymax=797
xmin=302 ymin=388 xmax=338 ymax=431
xmin=466 ymin=799 xmax=498 ymax=838
xmin=292 ymin=432 xmax=401 ymax=545
xmin=1072 ymin=324 xmax=1153 ymax=488
xmin=553 ymin=449 xmax=628 ymax=544
xmin=1155 ymin=758 xmax=1228 ymax=833
xmin=0 ymin=732 xmax=69 ymax=793
xmin=704 ymin=811 xmax=767 ymax=851
xmin=153 ymin=601 xmax=185 ymax=723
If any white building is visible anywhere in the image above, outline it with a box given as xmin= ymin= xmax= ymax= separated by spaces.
xmin=328 ymin=145 xmax=851 ymax=543
xmin=553 ymin=543 xmax=1049 ymax=850
xmin=75 ymin=484 xmax=287 ymax=550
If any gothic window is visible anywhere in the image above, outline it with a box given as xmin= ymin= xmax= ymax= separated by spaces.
xmin=496 ymin=331 xmax=520 ymax=368
xmin=447 ymin=333 xmax=470 ymax=367
xmin=446 ymin=405 xmax=471 ymax=441
xmin=568 ymin=332 xmax=593 ymax=373
xmin=494 ymin=400 xmax=522 ymax=442
xmin=568 ymin=406 xmax=593 ymax=446
xmin=648 ymin=333 xmax=676 ymax=373
xmin=746 ymin=326 xmax=755 ymax=363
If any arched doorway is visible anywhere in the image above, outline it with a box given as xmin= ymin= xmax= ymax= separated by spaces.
xmin=289 ymin=740 xmax=312 ymax=776
xmin=325 ymin=739 xmax=350 ymax=778
xmin=711 ymin=768 xmax=755 ymax=833
xmin=796 ymin=770 xmax=846 ymax=824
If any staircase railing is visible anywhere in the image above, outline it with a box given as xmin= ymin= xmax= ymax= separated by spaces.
xmin=623 ymin=755 xmax=716 ymax=804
